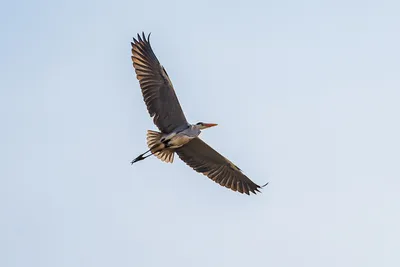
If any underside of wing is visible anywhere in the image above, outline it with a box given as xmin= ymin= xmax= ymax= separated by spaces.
xmin=176 ymin=138 xmax=266 ymax=195
xmin=131 ymin=32 xmax=188 ymax=133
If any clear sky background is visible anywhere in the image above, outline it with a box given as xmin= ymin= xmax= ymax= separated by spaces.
xmin=1 ymin=0 xmax=399 ymax=266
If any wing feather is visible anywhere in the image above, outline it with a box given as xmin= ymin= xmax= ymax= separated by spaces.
xmin=131 ymin=32 xmax=188 ymax=133
xmin=176 ymin=138 xmax=266 ymax=195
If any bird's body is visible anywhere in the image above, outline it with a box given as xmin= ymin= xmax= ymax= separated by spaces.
xmin=160 ymin=124 xmax=201 ymax=149
xmin=130 ymin=32 xmax=267 ymax=195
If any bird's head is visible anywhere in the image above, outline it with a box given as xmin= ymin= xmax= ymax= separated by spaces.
xmin=195 ymin=122 xmax=218 ymax=130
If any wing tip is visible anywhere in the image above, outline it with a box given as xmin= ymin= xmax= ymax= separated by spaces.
xmin=262 ymin=181 xmax=269 ymax=188
xmin=132 ymin=32 xmax=152 ymax=45
xmin=247 ymin=181 xmax=269 ymax=196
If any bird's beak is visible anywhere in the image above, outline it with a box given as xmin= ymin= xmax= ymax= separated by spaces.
xmin=203 ymin=123 xmax=218 ymax=128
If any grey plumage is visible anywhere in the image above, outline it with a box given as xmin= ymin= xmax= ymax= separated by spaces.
xmin=131 ymin=32 xmax=267 ymax=195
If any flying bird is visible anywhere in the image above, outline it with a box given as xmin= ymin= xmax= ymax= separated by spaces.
xmin=130 ymin=32 xmax=267 ymax=195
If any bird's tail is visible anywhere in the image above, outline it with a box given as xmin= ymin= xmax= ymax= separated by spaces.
xmin=146 ymin=130 xmax=174 ymax=163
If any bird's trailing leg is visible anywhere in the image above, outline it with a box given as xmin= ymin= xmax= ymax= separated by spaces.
xmin=131 ymin=151 xmax=152 ymax=164
xmin=131 ymin=148 xmax=156 ymax=164
xmin=131 ymin=144 xmax=164 ymax=164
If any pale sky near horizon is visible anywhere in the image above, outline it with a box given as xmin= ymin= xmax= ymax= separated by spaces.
xmin=1 ymin=0 xmax=400 ymax=266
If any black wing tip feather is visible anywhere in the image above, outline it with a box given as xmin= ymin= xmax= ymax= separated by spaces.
xmin=247 ymin=182 xmax=269 ymax=196
xmin=132 ymin=32 xmax=152 ymax=45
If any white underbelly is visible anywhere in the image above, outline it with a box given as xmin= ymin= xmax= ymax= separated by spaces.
xmin=168 ymin=134 xmax=194 ymax=148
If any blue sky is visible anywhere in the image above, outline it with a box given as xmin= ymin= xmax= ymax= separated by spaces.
xmin=1 ymin=0 xmax=400 ymax=266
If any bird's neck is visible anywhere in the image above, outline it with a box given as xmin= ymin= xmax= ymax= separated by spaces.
xmin=189 ymin=124 xmax=202 ymax=133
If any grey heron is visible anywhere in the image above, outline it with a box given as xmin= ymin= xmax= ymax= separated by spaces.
xmin=130 ymin=32 xmax=267 ymax=195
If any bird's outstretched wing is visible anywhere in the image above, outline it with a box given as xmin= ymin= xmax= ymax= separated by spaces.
xmin=131 ymin=32 xmax=188 ymax=133
xmin=176 ymin=138 xmax=267 ymax=195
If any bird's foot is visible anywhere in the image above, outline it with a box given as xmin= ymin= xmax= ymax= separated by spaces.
xmin=131 ymin=155 xmax=145 ymax=164
xmin=131 ymin=152 xmax=153 ymax=164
